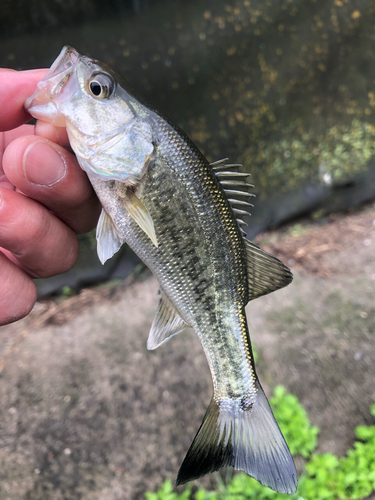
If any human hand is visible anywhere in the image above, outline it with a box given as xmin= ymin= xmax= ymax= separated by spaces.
xmin=0 ymin=68 xmax=101 ymax=325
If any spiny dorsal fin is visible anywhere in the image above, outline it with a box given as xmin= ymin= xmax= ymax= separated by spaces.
xmin=147 ymin=290 xmax=189 ymax=350
xmin=244 ymin=238 xmax=293 ymax=301
xmin=210 ymin=157 xmax=230 ymax=170
xmin=96 ymin=208 xmax=123 ymax=264
xmin=211 ymin=159 xmax=255 ymax=233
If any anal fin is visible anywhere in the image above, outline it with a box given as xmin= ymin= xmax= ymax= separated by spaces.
xmin=147 ymin=290 xmax=189 ymax=350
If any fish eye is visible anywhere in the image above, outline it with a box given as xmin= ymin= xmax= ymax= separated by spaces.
xmin=88 ymin=73 xmax=115 ymax=99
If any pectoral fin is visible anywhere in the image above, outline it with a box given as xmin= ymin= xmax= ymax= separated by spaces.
xmin=96 ymin=209 xmax=123 ymax=264
xmin=124 ymin=191 xmax=158 ymax=247
xmin=147 ymin=290 xmax=189 ymax=350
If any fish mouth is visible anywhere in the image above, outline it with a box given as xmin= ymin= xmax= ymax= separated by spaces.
xmin=25 ymin=46 xmax=81 ymax=127
xmin=25 ymin=99 xmax=64 ymax=126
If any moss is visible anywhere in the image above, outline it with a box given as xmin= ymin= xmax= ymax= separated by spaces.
xmin=241 ymin=119 xmax=375 ymax=197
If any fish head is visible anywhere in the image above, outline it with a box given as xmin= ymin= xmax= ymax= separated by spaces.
xmin=25 ymin=45 xmax=133 ymax=135
xmin=25 ymin=46 xmax=155 ymax=183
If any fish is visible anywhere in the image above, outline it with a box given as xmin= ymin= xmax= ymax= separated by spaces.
xmin=25 ymin=46 xmax=297 ymax=494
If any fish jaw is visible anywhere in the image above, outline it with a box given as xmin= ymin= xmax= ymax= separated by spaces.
xmin=25 ymin=46 xmax=81 ymax=127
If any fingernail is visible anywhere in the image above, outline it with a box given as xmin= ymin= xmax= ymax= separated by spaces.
xmin=23 ymin=141 xmax=67 ymax=186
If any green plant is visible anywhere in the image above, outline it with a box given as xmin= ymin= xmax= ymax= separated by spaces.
xmin=57 ymin=285 xmax=76 ymax=302
xmin=296 ymin=405 xmax=375 ymax=500
xmin=333 ymin=406 xmax=375 ymax=499
xmin=225 ymin=473 xmax=281 ymax=499
xmin=299 ymin=453 xmax=339 ymax=500
xmin=145 ymin=479 xmax=192 ymax=500
xmin=194 ymin=488 xmax=219 ymax=500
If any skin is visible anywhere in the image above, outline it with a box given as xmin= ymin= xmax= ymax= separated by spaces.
xmin=0 ymin=68 xmax=101 ymax=325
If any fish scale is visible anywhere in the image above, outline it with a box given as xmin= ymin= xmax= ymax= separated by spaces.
xmin=25 ymin=45 xmax=297 ymax=495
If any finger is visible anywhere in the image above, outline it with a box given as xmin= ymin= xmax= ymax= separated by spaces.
xmin=0 ymin=132 xmax=14 ymax=190
xmin=1 ymin=124 xmax=70 ymax=189
xmin=0 ymin=69 xmax=47 ymax=132
xmin=3 ymin=135 xmax=101 ymax=234
xmin=0 ymin=251 xmax=37 ymax=326
xmin=0 ymin=187 xmax=79 ymax=278
xmin=1 ymin=125 xmax=37 ymax=190
xmin=34 ymin=121 xmax=71 ymax=150
xmin=2 ymin=124 xmax=35 ymax=149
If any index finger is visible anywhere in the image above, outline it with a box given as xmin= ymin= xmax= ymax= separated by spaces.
xmin=0 ymin=69 xmax=47 ymax=132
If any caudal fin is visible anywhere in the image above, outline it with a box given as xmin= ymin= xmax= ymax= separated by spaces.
xmin=176 ymin=380 xmax=297 ymax=495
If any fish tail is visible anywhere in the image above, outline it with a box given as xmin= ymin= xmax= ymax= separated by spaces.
xmin=175 ymin=380 xmax=297 ymax=494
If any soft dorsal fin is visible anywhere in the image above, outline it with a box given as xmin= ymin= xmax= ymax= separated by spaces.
xmin=211 ymin=159 xmax=255 ymax=236
xmin=147 ymin=290 xmax=189 ymax=350
xmin=96 ymin=208 xmax=123 ymax=264
xmin=244 ymin=238 xmax=293 ymax=301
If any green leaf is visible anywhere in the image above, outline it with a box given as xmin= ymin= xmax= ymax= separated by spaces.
xmin=355 ymin=425 xmax=375 ymax=442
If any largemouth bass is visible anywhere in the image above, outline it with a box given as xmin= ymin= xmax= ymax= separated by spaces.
xmin=25 ymin=46 xmax=297 ymax=494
